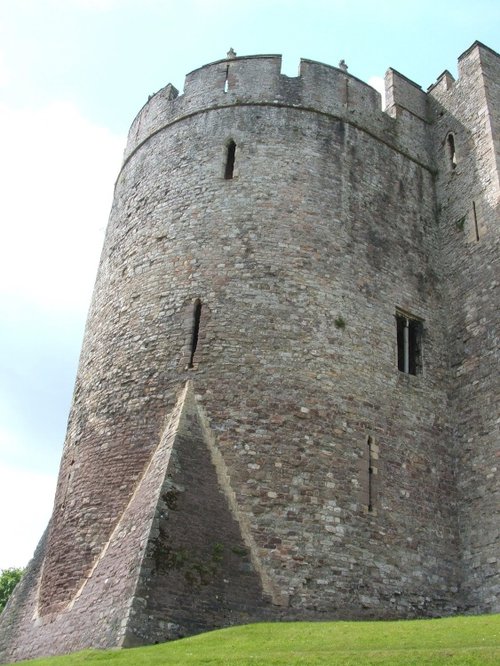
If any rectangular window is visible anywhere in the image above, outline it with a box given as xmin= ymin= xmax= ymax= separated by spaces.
xmin=396 ymin=311 xmax=423 ymax=375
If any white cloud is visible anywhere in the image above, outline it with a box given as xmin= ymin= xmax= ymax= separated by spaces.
xmin=0 ymin=461 xmax=57 ymax=570
xmin=0 ymin=102 xmax=124 ymax=564
xmin=0 ymin=423 xmax=23 ymax=460
xmin=0 ymin=100 xmax=124 ymax=313
xmin=0 ymin=51 xmax=10 ymax=87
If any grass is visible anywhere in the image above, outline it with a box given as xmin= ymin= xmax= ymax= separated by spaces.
xmin=18 ymin=614 xmax=500 ymax=665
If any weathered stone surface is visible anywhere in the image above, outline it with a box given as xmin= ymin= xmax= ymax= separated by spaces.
xmin=428 ymin=42 xmax=500 ymax=614
xmin=1 ymin=41 xmax=498 ymax=663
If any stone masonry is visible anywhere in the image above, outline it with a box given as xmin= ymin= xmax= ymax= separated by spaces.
xmin=0 ymin=41 xmax=498 ymax=662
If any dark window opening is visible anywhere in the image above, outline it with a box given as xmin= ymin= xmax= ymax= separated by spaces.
xmin=396 ymin=312 xmax=422 ymax=375
xmin=224 ymin=140 xmax=236 ymax=180
xmin=188 ymin=299 xmax=202 ymax=368
xmin=473 ymin=201 xmax=480 ymax=241
xmin=447 ymin=133 xmax=457 ymax=169
xmin=367 ymin=436 xmax=374 ymax=512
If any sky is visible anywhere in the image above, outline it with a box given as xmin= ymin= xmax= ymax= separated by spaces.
xmin=0 ymin=0 xmax=498 ymax=571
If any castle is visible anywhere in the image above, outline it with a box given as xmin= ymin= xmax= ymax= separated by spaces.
xmin=1 ymin=41 xmax=498 ymax=662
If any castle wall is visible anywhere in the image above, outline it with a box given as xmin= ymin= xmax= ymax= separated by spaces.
xmin=2 ymin=45 xmax=498 ymax=662
xmin=428 ymin=42 xmax=500 ymax=613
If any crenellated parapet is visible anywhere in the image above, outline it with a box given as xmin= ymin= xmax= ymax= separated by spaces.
xmin=123 ymin=54 xmax=434 ymax=170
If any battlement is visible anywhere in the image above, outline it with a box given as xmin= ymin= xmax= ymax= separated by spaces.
xmin=126 ymin=54 xmax=381 ymax=155
xmin=123 ymin=53 xmax=434 ymax=170
xmin=427 ymin=41 xmax=500 ymax=96
xmin=122 ymin=44 xmax=500 ymax=177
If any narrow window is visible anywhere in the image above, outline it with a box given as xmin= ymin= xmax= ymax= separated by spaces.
xmin=224 ymin=65 xmax=229 ymax=93
xmin=396 ymin=311 xmax=423 ymax=375
xmin=224 ymin=140 xmax=236 ymax=180
xmin=367 ymin=436 xmax=374 ymax=512
xmin=472 ymin=201 xmax=480 ymax=241
xmin=447 ymin=133 xmax=457 ymax=169
xmin=188 ymin=299 xmax=202 ymax=368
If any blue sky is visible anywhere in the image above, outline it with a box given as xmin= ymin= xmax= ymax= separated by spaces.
xmin=0 ymin=0 xmax=498 ymax=569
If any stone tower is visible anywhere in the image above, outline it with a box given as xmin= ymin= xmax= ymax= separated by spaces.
xmin=1 ymin=41 xmax=498 ymax=662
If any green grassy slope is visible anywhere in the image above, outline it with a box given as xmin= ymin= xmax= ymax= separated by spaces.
xmin=19 ymin=614 xmax=500 ymax=665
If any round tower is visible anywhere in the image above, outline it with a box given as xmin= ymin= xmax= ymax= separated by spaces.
xmin=1 ymin=51 xmax=472 ymax=661
xmin=44 ymin=52 xmax=456 ymax=619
